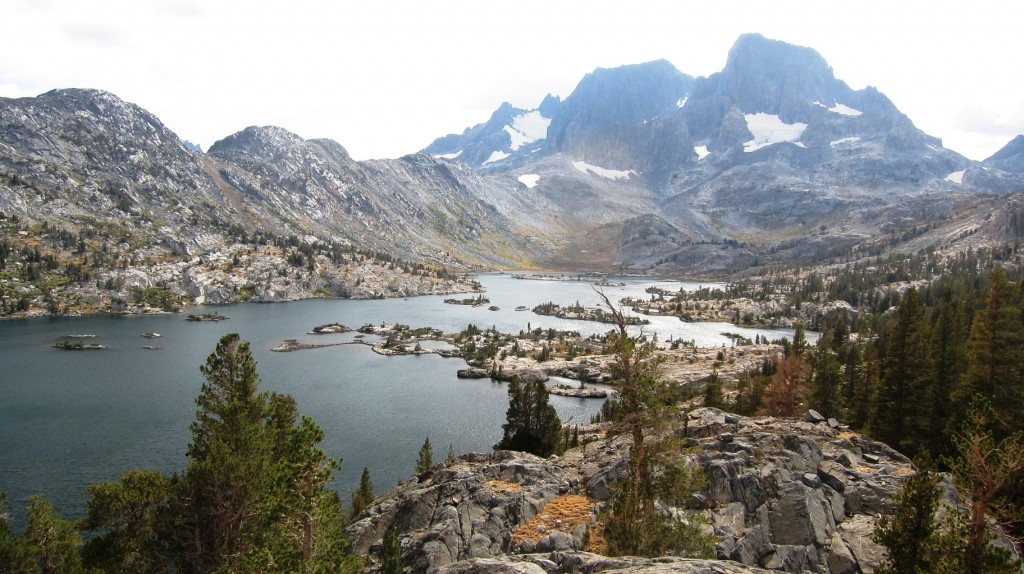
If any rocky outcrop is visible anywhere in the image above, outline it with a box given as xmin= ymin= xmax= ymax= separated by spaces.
xmin=436 ymin=552 xmax=773 ymax=574
xmin=346 ymin=408 xmax=912 ymax=574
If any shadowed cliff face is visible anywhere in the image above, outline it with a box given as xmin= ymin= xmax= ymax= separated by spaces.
xmin=346 ymin=408 xmax=916 ymax=574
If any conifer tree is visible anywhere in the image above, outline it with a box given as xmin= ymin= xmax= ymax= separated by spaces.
xmin=809 ymin=342 xmax=842 ymax=419
xmin=953 ymin=268 xmax=1023 ymax=434
xmin=22 ymin=495 xmax=86 ymax=574
xmin=926 ymin=293 xmax=966 ymax=456
xmin=379 ymin=519 xmax=402 ymax=574
xmin=872 ymin=287 xmax=930 ymax=454
xmin=349 ymin=467 xmax=374 ymax=522
xmin=765 ymin=352 xmax=808 ymax=417
xmin=873 ymin=457 xmax=942 ymax=574
xmin=943 ymin=398 xmax=1023 ymax=574
xmin=81 ymin=469 xmax=170 ymax=573
xmin=0 ymin=493 xmax=31 ymax=571
xmin=446 ymin=444 xmax=456 ymax=464
xmin=163 ymin=333 xmax=349 ymax=573
xmin=702 ymin=370 xmax=724 ymax=409
xmin=416 ymin=437 xmax=433 ymax=475
xmin=596 ymin=292 xmax=713 ymax=558
xmin=495 ymin=377 xmax=563 ymax=457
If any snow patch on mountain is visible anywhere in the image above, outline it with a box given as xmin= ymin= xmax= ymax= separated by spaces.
xmin=677 ymin=97 xmax=688 ymax=108
xmin=815 ymin=101 xmax=863 ymax=116
xmin=572 ymin=160 xmax=634 ymax=180
xmin=503 ymin=110 xmax=550 ymax=151
xmin=517 ymin=174 xmax=540 ymax=188
xmin=483 ymin=150 xmax=510 ymax=165
xmin=435 ymin=150 xmax=462 ymax=160
xmin=830 ymin=137 xmax=861 ymax=148
xmin=743 ymin=113 xmax=807 ymax=152
xmin=694 ymin=145 xmax=710 ymax=160
xmin=945 ymin=170 xmax=966 ymax=184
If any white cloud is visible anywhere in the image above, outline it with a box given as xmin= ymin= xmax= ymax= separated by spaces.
xmin=0 ymin=83 xmax=24 ymax=98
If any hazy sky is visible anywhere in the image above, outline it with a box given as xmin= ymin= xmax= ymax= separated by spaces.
xmin=2 ymin=1 xmax=1021 ymax=162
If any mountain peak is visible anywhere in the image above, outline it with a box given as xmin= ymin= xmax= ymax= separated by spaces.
xmin=547 ymin=60 xmax=694 ymax=156
xmin=208 ymin=125 xmax=305 ymax=154
xmin=984 ymin=134 xmax=1024 ymax=173
xmin=716 ymin=34 xmax=848 ymax=117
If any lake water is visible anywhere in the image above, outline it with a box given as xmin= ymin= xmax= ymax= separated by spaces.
xmin=0 ymin=273 xmax=794 ymax=528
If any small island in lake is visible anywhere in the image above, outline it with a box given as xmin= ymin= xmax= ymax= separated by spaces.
xmin=271 ymin=339 xmax=344 ymax=353
xmin=141 ymin=332 xmax=162 ymax=338
xmin=443 ymin=295 xmax=490 ymax=307
xmin=547 ymin=385 xmax=608 ymax=398
xmin=308 ymin=323 xmax=350 ymax=334
xmin=186 ymin=313 xmax=229 ymax=322
xmin=532 ymin=301 xmax=649 ymax=325
xmin=54 ymin=341 xmax=107 ymax=350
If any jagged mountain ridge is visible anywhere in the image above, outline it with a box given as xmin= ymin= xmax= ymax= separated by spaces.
xmin=426 ymin=34 xmax=1024 ymax=273
xmin=0 ymin=88 xmax=540 ymax=270
xmin=3 ymin=33 xmax=1024 ymax=289
xmin=985 ymin=135 xmax=1024 ymax=173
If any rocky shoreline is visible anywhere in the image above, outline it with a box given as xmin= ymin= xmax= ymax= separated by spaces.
xmin=346 ymin=407 xmax=914 ymax=574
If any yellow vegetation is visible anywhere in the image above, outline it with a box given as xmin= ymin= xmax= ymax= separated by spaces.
xmin=511 ymin=495 xmax=605 ymax=552
xmin=483 ymin=480 xmax=523 ymax=495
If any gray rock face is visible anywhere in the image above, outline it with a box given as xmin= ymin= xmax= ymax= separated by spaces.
xmin=418 ymin=34 xmax=1021 ymax=276
xmin=423 ymin=96 xmax=562 ymax=170
xmin=347 ymin=408 xmax=914 ymax=574
xmin=984 ymin=134 xmax=1024 ymax=173
xmin=0 ymin=88 xmax=531 ymax=314
xmin=437 ymin=552 xmax=774 ymax=574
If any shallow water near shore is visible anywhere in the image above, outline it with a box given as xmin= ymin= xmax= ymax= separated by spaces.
xmin=0 ymin=273 xmax=797 ymax=529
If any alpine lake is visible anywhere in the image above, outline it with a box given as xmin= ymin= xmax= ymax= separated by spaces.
xmin=0 ymin=273 xmax=800 ymax=528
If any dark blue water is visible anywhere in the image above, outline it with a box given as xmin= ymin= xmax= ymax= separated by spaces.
xmin=0 ymin=274 xmax=793 ymax=528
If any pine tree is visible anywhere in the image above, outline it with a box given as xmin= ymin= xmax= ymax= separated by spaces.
xmin=809 ymin=342 xmax=842 ymax=419
xmin=943 ymin=398 xmax=1022 ymax=574
xmin=926 ymin=293 xmax=966 ymax=456
xmin=164 ymin=333 xmax=349 ymax=573
xmin=379 ymin=519 xmax=402 ymax=574
xmin=702 ymin=370 xmax=724 ymax=409
xmin=416 ymin=437 xmax=433 ymax=475
xmin=765 ymin=353 xmax=808 ymax=417
xmin=495 ymin=377 xmax=563 ymax=457
xmin=446 ymin=444 xmax=456 ymax=464
xmin=873 ymin=457 xmax=942 ymax=574
xmin=22 ymin=495 xmax=86 ymax=574
xmin=349 ymin=467 xmax=374 ymax=522
xmin=953 ymin=268 xmax=1023 ymax=435
xmin=0 ymin=493 xmax=29 ymax=571
xmin=872 ymin=287 xmax=930 ymax=454
xmin=597 ymin=292 xmax=714 ymax=558
xmin=81 ymin=470 xmax=170 ymax=573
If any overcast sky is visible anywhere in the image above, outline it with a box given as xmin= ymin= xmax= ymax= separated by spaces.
xmin=2 ymin=1 xmax=1021 ymax=162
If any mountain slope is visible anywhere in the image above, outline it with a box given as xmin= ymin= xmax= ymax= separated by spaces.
xmin=423 ymin=95 xmax=561 ymax=170
xmin=426 ymin=34 xmax=1024 ymax=274
xmin=985 ymin=135 xmax=1024 ymax=173
xmin=0 ymin=89 xmax=539 ymax=314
